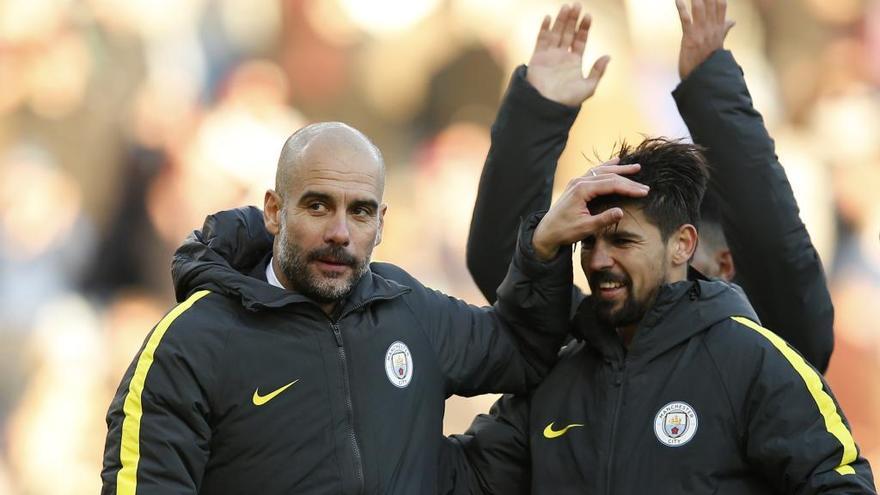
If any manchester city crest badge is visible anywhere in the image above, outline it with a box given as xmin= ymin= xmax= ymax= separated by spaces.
xmin=653 ymin=401 xmax=698 ymax=447
xmin=384 ymin=341 xmax=413 ymax=388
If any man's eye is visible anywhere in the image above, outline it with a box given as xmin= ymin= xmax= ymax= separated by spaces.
xmin=581 ymin=238 xmax=595 ymax=250
xmin=308 ymin=203 xmax=327 ymax=212
xmin=353 ymin=207 xmax=371 ymax=216
xmin=614 ymin=238 xmax=634 ymax=246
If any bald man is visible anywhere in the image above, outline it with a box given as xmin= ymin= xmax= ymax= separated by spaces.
xmin=265 ymin=122 xmax=389 ymax=315
xmin=101 ymin=122 xmax=636 ymax=494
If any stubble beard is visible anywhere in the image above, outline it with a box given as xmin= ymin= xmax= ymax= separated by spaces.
xmin=594 ymin=282 xmax=647 ymax=328
xmin=591 ymin=268 xmax=665 ymax=330
xmin=275 ymin=225 xmax=370 ymax=304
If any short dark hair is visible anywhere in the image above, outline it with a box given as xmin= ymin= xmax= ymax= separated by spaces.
xmin=697 ymin=190 xmax=729 ymax=252
xmin=588 ymin=137 xmax=709 ymax=240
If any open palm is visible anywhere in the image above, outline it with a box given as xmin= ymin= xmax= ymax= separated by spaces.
xmin=675 ymin=0 xmax=736 ymax=79
xmin=526 ymin=4 xmax=609 ymax=107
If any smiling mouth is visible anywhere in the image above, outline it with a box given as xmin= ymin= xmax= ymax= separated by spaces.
xmin=592 ymin=277 xmax=629 ymax=301
xmin=597 ymin=285 xmax=626 ymax=300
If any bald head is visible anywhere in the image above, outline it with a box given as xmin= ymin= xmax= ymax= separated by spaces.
xmin=276 ymin=122 xmax=385 ymax=200
xmin=264 ymin=122 xmax=388 ymax=312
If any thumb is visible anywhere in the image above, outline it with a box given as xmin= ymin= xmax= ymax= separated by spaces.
xmin=723 ymin=20 xmax=736 ymax=38
xmin=580 ymin=207 xmax=624 ymax=235
xmin=585 ymin=55 xmax=611 ymax=96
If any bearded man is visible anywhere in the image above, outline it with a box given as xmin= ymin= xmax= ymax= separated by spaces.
xmin=446 ymin=138 xmax=875 ymax=494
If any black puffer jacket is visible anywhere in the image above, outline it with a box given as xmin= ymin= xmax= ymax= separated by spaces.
xmin=449 ymin=275 xmax=874 ymax=494
xmin=101 ymin=206 xmax=572 ymax=495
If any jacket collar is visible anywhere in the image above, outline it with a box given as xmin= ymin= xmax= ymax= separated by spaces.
xmin=172 ymin=206 xmax=409 ymax=314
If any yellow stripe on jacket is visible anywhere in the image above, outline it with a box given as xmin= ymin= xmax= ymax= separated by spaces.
xmin=731 ymin=316 xmax=857 ymax=476
xmin=116 ymin=290 xmax=211 ymax=494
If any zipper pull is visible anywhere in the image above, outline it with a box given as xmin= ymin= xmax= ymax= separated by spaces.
xmin=331 ymin=323 xmax=343 ymax=347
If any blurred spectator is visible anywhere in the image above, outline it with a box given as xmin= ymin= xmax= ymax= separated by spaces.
xmin=0 ymin=145 xmax=95 ymax=329
xmin=6 ymin=296 xmax=106 ymax=495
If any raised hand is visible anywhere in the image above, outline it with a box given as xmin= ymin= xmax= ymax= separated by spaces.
xmin=527 ymin=3 xmax=611 ymax=107
xmin=675 ymin=0 xmax=736 ymax=80
xmin=532 ymin=160 xmax=647 ymax=261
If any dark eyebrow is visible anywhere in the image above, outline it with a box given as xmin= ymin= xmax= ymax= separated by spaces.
xmin=298 ymin=191 xmax=378 ymax=212
xmin=298 ymin=190 xmax=334 ymax=204
xmin=350 ymin=199 xmax=379 ymax=211
xmin=607 ymin=229 xmax=643 ymax=240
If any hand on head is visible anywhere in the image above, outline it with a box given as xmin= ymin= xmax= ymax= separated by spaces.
xmin=532 ymin=159 xmax=647 ymax=261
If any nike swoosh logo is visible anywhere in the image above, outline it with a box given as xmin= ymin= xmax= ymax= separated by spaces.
xmin=252 ymin=379 xmax=299 ymax=406
xmin=543 ymin=421 xmax=584 ymax=439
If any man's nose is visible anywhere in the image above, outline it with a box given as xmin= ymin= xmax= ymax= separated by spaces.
xmin=587 ymin=242 xmax=614 ymax=272
xmin=323 ymin=212 xmax=351 ymax=245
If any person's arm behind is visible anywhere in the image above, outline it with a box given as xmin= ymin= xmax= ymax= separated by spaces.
xmin=467 ymin=67 xmax=578 ymax=304
xmin=467 ymin=4 xmax=608 ymax=303
xmin=674 ymin=50 xmax=833 ymax=372
xmin=442 ymin=394 xmax=533 ymax=495
xmin=672 ymin=0 xmax=833 ymax=371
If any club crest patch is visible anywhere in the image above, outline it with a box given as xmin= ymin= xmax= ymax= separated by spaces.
xmin=654 ymin=401 xmax=698 ymax=447
xmin=384 ymin=341 xmax=413 ymax=388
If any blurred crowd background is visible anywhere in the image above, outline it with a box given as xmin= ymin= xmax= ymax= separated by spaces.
xmin=0 ymin=0 xmax=878 ymax=492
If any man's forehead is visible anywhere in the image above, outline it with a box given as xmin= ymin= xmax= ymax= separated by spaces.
xmin=287 ymin=154 xmax=383 ymax=199
xmin=593 ymin=205 xmax=657 ymax=237
xmin=294 ymin=168 xmax=383 ymax=200
xmin=277 ymin=122 xmax=386 ymax=198
xmin=295 ymin=147 xmax=382 ymax=182
xmin=297 ymin=162 xmax=380 ymax=182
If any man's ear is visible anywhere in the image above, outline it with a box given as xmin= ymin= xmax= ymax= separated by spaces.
xmin=374 ymin=204 xmax=387 ymax=246
xmin=715 ymin=248 xmax=736 ymax=282
xmin=671 ymin=224 xmax=698 ymax=267
xmin=264 ymin=190 xmax=283 ymax=236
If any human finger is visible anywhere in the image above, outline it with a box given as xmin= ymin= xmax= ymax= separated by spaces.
xmin=602 ymin=156 xmax=622 ymax=167
xmin=571 ymin=13 xmax=592 ymax=55
xmin=584 ymin=55 xmax=610 ymax=96
xmin=560 ymin=4 xmax=582 ymax=48
xmin=543 ymin=202 xmax=624 ymax=247
xmin=587 ymin=162 xmax=640 ymax=177
xmin=675 ymin=0 xmax=693 ymax=35
xmin=691 ymin=0 xmax=705 ymax=25
xmin=724 ymin=19 xmax=736 ymax=38
xmin=548 ymin=4 xmax=569 ymax=46
xmin=704 ymin=0 xmax=718 ymax=26
xmin=569 ymin=174 xmax=650 ymax=201
xmin=565 ymin=168 xmax=642 ymax=196
xmin=534 ymin=15 xmax=553 ymax=51
xmin=579 ymin=207 xmax=625 ymax=233
xmin=716 ymin=0 xmax=728 ymax=23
